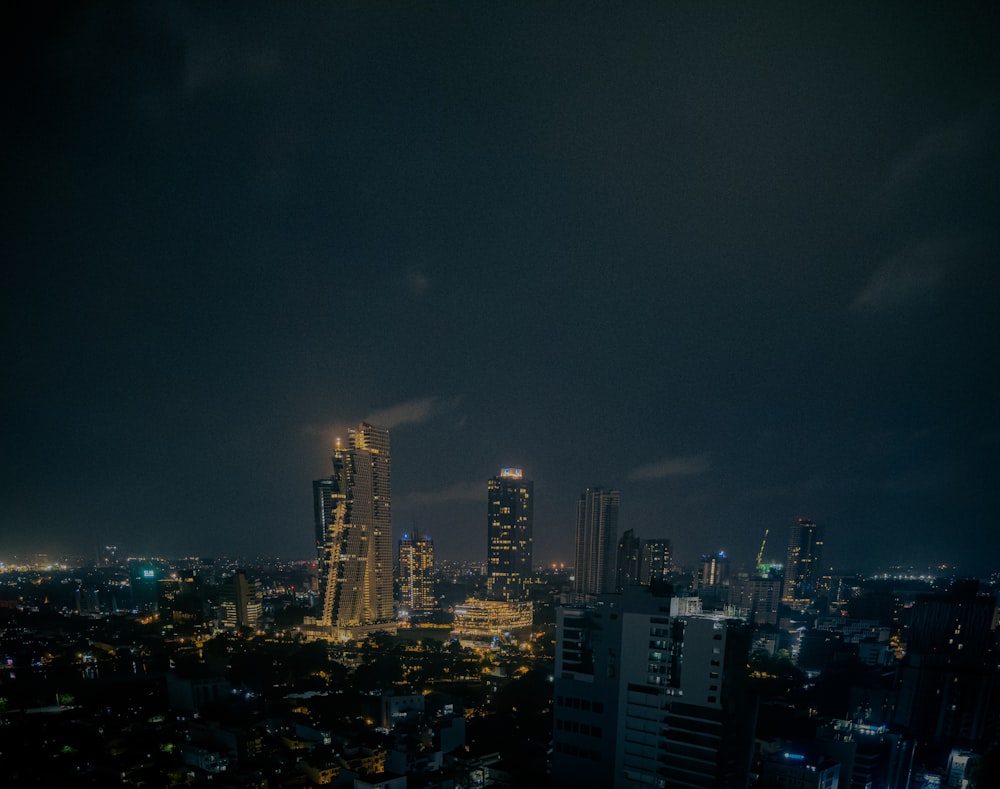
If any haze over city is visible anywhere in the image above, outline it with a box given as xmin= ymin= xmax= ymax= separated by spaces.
xmin=4 ymin=3 xmax=999 ymax=572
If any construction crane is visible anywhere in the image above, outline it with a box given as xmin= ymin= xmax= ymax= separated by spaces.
xmin=755 ymin=528 xmax=769 ymax=567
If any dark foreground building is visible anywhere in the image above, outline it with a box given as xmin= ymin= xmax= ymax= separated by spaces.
xmin=553 ymin=587 xmax=756 ymax=788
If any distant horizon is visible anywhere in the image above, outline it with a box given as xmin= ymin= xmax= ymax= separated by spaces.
xmin=0 ymin=548 xmax=988 ymax=581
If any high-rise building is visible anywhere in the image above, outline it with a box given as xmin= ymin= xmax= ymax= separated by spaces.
xmin=892 ymin=582 xmax=1000 ymax=755
xmin=696 ymin=551 xmax=731 ymax=610
xmin=220 ymin=570 xmax=262 ymax=631
xmin=729 ymin=565 xmax=783 ymax=625
xmin=616 ymin=529 xmax=643 ymax=592
xmin=486 ymin=468 xmax=534 ymax=602
xmin=553 ymin=587 xmax=756 ymax=788
xmin=697 ymin=552 xmax=730 ymax=589
xmin=158 ymin=573 xmax=203 ymax=625
xmin=640 ymin=539 xmax=673 ymax=586
xmin=574 ymin=487 xmax=621 ymax=596
xmin=398 ymin=534 xmax=435 ymax=618
xmin=782 ymin=518 xmax=824 ymax=606
xmin=311 ymin=423 xmax=395 ymax=639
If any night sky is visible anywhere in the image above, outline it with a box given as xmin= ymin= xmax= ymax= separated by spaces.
xmin=4 ymin=3 xmax=999 ymax=572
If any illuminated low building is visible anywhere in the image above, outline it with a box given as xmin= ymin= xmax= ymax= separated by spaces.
xmin=451 ymin=598 xmax=533 ymax=648
xmin=297 ymin=757 xmax=340 ymax=785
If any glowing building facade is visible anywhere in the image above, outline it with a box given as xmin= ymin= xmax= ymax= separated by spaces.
xmin=311 ymin=423 xmax=395 ymax=638
xmin=220 ymin=570 xmax=262 ymax=631
xmin=782 ymin=517 xmax=825 ymax=606
xmin=451 ymin=598 xmax=534 ymax=648
xmin=486 ymin=468 xmax=534 ymax=602
xmin=398 ymin=534 xmax=435 ymax=617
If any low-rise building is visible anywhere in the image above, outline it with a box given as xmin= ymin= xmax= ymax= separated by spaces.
xmin=451 ymin=599 xmax=532 ymax=649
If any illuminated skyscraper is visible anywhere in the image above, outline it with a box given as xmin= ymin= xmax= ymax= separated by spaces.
xmin=398 ymin=534 xmax=435 ymax=617
xmin=486 ymin=468 xmax=534 ymax=602
xmin=312 ymin=423 xmax=395 ymax=638
xmin=782 ymin=517 xmax=824 ymax=606
xmin=574 ymin=487 xmax=621 ymax=596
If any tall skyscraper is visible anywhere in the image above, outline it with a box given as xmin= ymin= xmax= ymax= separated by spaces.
xmin=398 ymin=534 xmax=435 ymax=618
xmin=311 ymin=423 xmax=395 ymax=638
xmin=640 ymin=538 xmax=673 ymax=586
xmin=486 ymin=468 xmax=534 ymax=602
xmin=615 ymin=528 xmax=643 ymax=592
xmin=782 ymin=517 xmax=824 ymax=606
xmin=553 ymin=587 xmax=756 ymax=788
xmin=574 ymin=487 xmax=621 ymax=596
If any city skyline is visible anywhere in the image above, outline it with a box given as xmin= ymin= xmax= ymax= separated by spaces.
xmin=4 ymin=4 xmax=999 ymax=573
